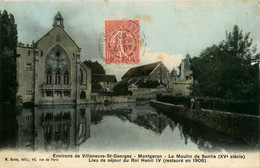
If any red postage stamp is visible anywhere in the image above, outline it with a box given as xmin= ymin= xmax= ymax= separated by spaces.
xmin=104 ymin=20 xmax=140 ymax=64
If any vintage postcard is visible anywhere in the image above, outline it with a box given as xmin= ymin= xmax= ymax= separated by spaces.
xmin=0 ymin=0 xmax=259 ymax=168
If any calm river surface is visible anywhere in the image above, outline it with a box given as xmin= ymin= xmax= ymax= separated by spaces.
xmin=0 ymin=101 xmax=258 ymax=152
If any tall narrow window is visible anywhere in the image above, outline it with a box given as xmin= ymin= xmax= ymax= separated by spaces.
xmin=55 ymin=71 xmax=61 ymax=84
xmin=80 ymin=69 xmax=83 ymax=85
xmin=47 ymin=71 xmax=52 ymax=84
xmin=80 ymin=91 xmax=86 ymax=99
xmin=41 ymin=51 xmax=43 ymax=57
xmin=64 ymin=71 xmax=69 ymax=85
xmin=85 ymin=71 xmax=88 ymax=86
xmin=28 ymin=50 xmax=30 ymax=56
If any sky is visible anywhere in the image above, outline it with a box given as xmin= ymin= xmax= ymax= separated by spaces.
xmin=0 ymin=0 xmax=259 ymax=79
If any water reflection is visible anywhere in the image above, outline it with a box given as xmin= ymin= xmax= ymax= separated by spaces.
xmin=0 ymin=105 xmax=90 ymax=152
xmin=0 ymin=102 xmax=258 ymax=152
xmin=90 ymin=103 xmax=176 ymax=135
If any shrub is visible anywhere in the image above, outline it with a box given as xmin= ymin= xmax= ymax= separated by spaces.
xmin=113 ymin=82 xmax=132 ymax=96
xmin=138 ymin=81 xmax=160 ymax=88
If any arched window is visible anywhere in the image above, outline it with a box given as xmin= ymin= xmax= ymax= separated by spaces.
xmin=80 ymin=69 xmax=83 ymax=85
xmin=64 ymin=71 xmax=69 ymax=85
xmin=47 ymin=70 xmax=52 ymax=84
xmin=55 ymin=71 xmax=61 ymax=84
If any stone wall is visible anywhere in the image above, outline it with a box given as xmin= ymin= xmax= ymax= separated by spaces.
xmin=90 ymin=90 xmax=174 ymax=104
xmin=150 ymin=100 xmax=259 ymax=146
xmin=131 ymin=88 xmax=170 ymax=95
xmin=16 ymin=46 xmax=35 ymax=105
xmin=90 ymin=94 xmax=135 ymax=104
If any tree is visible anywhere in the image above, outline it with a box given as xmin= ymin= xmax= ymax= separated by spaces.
xmin=83 ymin=60 xmax=106 ymax=74
xmin=91 ymin=83 xmax=103 ymax=93
xmin=191 ymin=25 xmax=258 ymax=101
xmin=0 ymin=10 xmax=18 ymax=103
xmin=138 ymin=81 xmax=160 ymax=88
xmin=113 ymin=82 xmax=132 ymax=96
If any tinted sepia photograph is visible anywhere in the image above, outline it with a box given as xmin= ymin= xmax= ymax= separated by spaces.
xmin=0 ymin=0 xmax=259 ymax=167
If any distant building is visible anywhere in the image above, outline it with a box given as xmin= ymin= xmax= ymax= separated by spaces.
xmin=121 ymin=61 xmax=170 ymax=86
xmin=168 ymin=54 xmax=193 ymax=96
xmin=91 ymin=74 xmax=117 ymax=92
xmin=16 ymin=12 xmax=91 ymax=106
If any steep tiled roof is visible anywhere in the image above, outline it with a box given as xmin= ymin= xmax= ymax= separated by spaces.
xmin=92 ymin=74 xmax=117 ymax=83
xmin=122 ymin=62 xmax=161 ymax=79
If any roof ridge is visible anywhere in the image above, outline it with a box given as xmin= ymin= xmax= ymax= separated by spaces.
xmin=129 ymin=61 xmax=161 ymax=69
xmin=92 ymin=74 xmax=115 ymax=76
xmin=122 ymin=61 xmax=163 ymax=79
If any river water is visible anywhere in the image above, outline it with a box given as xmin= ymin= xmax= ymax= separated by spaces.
xmin=0 ymin=101 xmax=258 ymax=152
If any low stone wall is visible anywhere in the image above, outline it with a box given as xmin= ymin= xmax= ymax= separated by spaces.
xmin=150 ymin=100 xmax=259 ymax=146
xmin=90 ymin=91 xmax=174 ymax=103
xmin=90 ymin=95 xmax=135 ymax=103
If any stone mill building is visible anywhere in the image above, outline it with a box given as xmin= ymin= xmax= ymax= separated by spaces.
xmin=16 ymin=12 xmax=91 ymax=106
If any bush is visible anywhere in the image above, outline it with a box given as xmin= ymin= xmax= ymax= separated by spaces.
xmin=113 ymin=82 xmax=132 ymax=96
xmin=138 ymin=81 xmax=160 ymax=88
xmin=196 ymin=97 xmax=258 ymax=115
xmin=92 ymin=83 xmax=103 ymax=93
